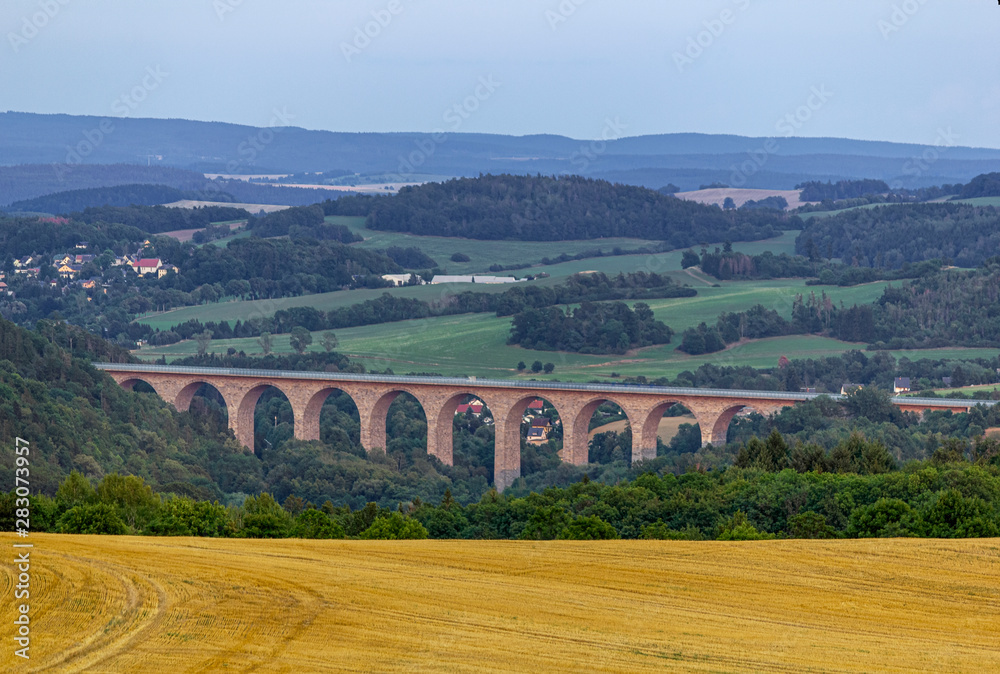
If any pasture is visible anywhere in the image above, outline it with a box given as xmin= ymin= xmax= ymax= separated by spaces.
xmin=135 ymin=282 xmax=999 ymax=382
xmin=135 ymin=230 xmax=799 ymax=332
xmin=4 ymin=533 xmax=999 ymax=672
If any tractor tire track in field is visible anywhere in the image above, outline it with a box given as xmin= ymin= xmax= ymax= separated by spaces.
xmin=4 ymin=535 xmax=1000 ymax=672
xmin=32 ymin=552 xmax=168 ymax=673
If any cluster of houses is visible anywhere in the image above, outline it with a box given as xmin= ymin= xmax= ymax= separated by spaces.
xmin=453 ymin=397 xmax=555 ymax=445
xmin=524 ymin=399 xmax=555 ymax=445
xmin=11 ymin=242 xmax=178 ymax=284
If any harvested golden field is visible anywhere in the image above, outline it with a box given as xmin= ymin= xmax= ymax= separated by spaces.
xmin=589 ymin=416 xmax=692 ymax=444
xmin=2 ymin=534 xmax=999 ymax=672
xmin=675 ymin=187 xmax=812 ymax=210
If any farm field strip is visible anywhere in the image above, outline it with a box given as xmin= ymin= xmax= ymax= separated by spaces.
xmin=135 ymin=231 xmax=800 ymax=331
xmin=135 ymin=278 xmax=912 ymax=380
xmin=3 ymin=534 xmax=999 ymax=672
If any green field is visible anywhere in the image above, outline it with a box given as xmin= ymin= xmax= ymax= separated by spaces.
xmin=920 ymin=382 xmax=1000 ymax=397
xmin=798 ymin=197 xmax=1000 ymax=221
xmin=951 ymin=197 xmax=1000 ymax=207
xmin=134 ymin=275 xmax=998 ymax=382
xmin=798 ymin=202 xmax=903 ymax=220
xmin=137 ymin=231 xmax=801 ymax=331
xmin=335 ymin=215 xmax=666 ymax=274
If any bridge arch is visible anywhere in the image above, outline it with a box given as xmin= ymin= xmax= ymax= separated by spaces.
xmin=430 ymin=391 xmax=497 ymax=467
xmin=234 ymin=381 xmax=296 ymax=453
xmin=493 ymin=394 xmax=568 ymax=491
xmin=637 ymin=400 xmax=692 ymax=462
xmin=706 ymin=403 xmax=771 ymax=447
xmin=118 ymin=378 xmax=158 ymax=395
xmin=300 ymin=387 xmax=361 ymax=445
xmin=361 ymin=388 xmax=429 ymax=457
xmin=568 ymin=396 xmax=636 ymax=465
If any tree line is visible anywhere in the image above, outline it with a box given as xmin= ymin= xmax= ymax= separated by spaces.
xmin=146 ymin=272 xmax=695 ymax=346
xmin=7 ymin=446 xmax=999 ymax=541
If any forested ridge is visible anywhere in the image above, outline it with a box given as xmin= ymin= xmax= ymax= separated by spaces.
xmin=796 ymin=202 xmax=1000 ymax=268
xmin=363 ymin=174 xmax=794 ymax=244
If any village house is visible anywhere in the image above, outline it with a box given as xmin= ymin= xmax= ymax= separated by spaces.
xmin=158 ymin=264 xmax=179 ymax=278
xmin=131 ymin=258 xmax=163 ymax=275
xmin=840 ymin=383 xmax=863 ymax=395
xmin=0 ymin=281 xmax=9 ymax=295
xmin=456 ymin=401 xmax=485 ymax=416
xmin=526 ymin=427 xmax=548 ymax=444
xmin=893 ymin=377 xmax=911 ymax=394
xmin=13 ymin=255 xmax=38 ymax=270
xmin=56 ymin=263 xmax=83 ymax=279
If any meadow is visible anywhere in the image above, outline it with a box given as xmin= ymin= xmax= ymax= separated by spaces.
xmin=136 ymin=230 xmax=800 ymax=331
xmin=4 ymin=533 xmax=999 ymax=672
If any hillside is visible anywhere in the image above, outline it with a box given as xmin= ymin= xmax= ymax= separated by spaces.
xmin=5 ymin=112 xmax=1000 ymax=190
xmin=6 ymin=534 xmax=999 ymax=672
xmin=364 ymin=174 xmax=790 ymax=245
xmin=796 ymin=202 xmax=1000 ymax=267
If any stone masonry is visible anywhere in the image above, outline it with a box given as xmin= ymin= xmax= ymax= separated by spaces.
xmin=103 ymin=366 xmax=985 ymax=492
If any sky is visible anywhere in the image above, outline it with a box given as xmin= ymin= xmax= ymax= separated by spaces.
xmin=2 ymin=0 xmax=999 ymax=147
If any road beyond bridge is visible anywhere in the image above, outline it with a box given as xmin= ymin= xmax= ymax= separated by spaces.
xmin=95 ymin=364 xmax=988 ymax=491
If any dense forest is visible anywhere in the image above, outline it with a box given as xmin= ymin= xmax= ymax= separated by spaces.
xmin=362 ymin=174 xmax=794 ymax=245
xmin=795 ymin=202 xmax=1000 ymax=268
xmin=958 ymin=172 xmax=1000 ymax=198
xmin=796 ymin=179 xmax=889 ymax=201
xmin=508 ymin=301 xmax=673 ymax=354
xmin=691 ymin=244 xmax=943 ymax=285
xmin=864 ymin=263 xmax=1000 ymax=348
xmin=71 ymin=204 xmax=252 ymax=234
xmin=5 ymin=452 xmax=999 ymax=540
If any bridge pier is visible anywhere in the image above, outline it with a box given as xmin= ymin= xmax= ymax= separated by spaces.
xmin=102 ymin=365 xmax=981 ymax=493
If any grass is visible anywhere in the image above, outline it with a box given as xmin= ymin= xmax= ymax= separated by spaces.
xmin=136 ymin=275 xmax=996 ymax=382
xmin=334 ymin=215 xmax=668 ymax=275
xmin=921 ymin=383 xmax=1000 ymax=397
xmin=8 ymin=533 xmax=1000 ymax=672
xmin=135 ymin=231 xmax=800 ymax=331
xmin=951 ymin=197 xmax=1000 ymax=207
xmin=798 ymin=197 xmax=1000 ymax=220
xmin=797 ymin=202 xmax=903 ymax=219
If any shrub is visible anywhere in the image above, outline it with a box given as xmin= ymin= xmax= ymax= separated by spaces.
xmin=847 ymin=498 xmax=922 ymax=538
xmin=716 ymin=512 xmax=775 ymax=541
xmin=557 ymin=516 xmax=619 ymax=540
xmin=290 ymin=509 xmax=346 ymax=539
xmin=58 ymin=504 xmax=128 ymax=535
xmin=359 ymin=513 xmax=429 ymax=540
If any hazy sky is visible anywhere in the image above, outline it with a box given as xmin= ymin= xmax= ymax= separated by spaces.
xmin=3 ymin=0 xmax=998 ymax=147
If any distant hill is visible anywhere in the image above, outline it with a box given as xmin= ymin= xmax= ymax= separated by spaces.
xmin=6 ymin=184 xmax=194 ymax=213
xmin=0 ymin=168 xmax=348 ymax=210
xmin=4 ymin=111 xmax=1000 ymax=192
xmin=0 ymin=163 xmax=206 ymax=206
xmin=362 ymin=174 xmax=793 ymax=246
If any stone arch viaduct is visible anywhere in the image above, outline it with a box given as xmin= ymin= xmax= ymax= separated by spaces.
xmin=95 ymin=364 xmax=987 ymax=492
